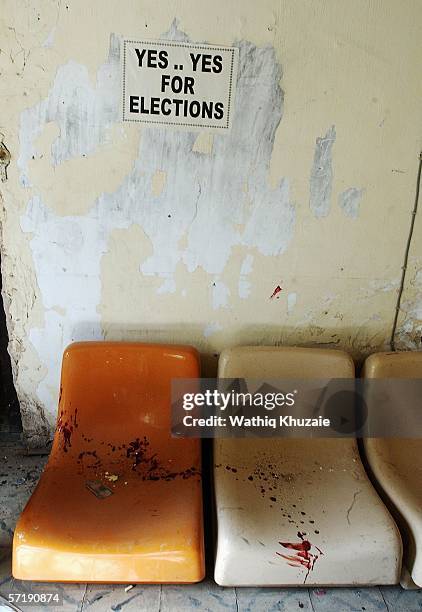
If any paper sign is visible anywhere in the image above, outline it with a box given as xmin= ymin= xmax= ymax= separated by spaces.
xmin=122 ymin=39 xmax=238 ymax=130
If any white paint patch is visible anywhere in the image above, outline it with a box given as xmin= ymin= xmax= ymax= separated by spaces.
xmin=238 ymin=254 xmax=254 ymax=299
xmin=18 ymin=34 xmax=120 ymax=186
xmin=309 ymin=125 xmax=336 ymax=218
xmin=240 ymin=254 xmax=254 ymax=276
xmin=203 ymin=322 xmax=223 ymax=337
xmin=212 ymin=280 xmax=230 ymax=310
xmin=287 ymin=292 xmax=297 ymax=314
xmin=157 ymin=278 xmax=177 ymax=294
xmin=242 ymin=177 xmax=293 ymax=256
xmin=99 ymin=32 xmax=294 ymax=282
xmin=338 ymin=187 xmax=364 ymax=218
xmin=238 ymin=279 xmax=251 ymax=299
xmin=20 ymin=196 xmax=105 ymax=413
xmin=43 ymin=27 xmax=56 ymax=48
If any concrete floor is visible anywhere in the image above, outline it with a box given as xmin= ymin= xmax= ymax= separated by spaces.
xmin=0 ymin=447 xmax=421 ymax=612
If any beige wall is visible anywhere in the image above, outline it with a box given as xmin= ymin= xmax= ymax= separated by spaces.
xmin=0 ymin=0 xmax=421 ymax=445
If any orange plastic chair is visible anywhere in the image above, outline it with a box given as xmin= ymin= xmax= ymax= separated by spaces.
xmin=13 ymin=342 xmax=205 ymax=583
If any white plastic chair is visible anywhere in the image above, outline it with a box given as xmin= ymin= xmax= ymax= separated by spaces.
xmin=214 ymin=346 xmax=401 ymax=586
xmin=363 ymin=351 xmax=422 ymax=588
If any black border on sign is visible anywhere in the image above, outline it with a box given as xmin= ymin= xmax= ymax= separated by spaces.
xmin=122 ymin=39 xmax=236 ymax=129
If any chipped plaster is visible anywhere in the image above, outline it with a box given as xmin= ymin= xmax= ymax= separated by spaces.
xmin=309 ymin=125 xmax=336 ymax=219
xmin=339 ymin=187 xmax=364 ymax=219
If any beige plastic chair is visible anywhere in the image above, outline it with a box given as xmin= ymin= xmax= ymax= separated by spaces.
xmin=363 ymin=351 xmax=422 ymax=588
xmin=214 ymin=346 xmax=402 ymax=586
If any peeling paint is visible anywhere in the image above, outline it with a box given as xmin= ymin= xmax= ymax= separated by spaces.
xmin=157 ymin=278 xmax=176 ymax=294
xmin=397 ymin=267 xmax=422 ymax=349
xmin=0 ymin=135 xmax=11 ymax=182
xmin=18 ymin=33 xmax=121 ymax=186
xmin=309 ymin=125 xmax=336 ymax=218
xmin=362 ymin=278 xmax=400 ymax=299
xmin=238 ymin=254 xmax=254 ymax=299
xmin=42 ymin=27 xmax=56 ymax=48
xmin=20 ymin=196 xmax=104 ymax=411
xmin=338 ymin=187 xmax=364 ymax=219
xmin=17 ymin=27 xmax=293 ymax=421
xmin=212 ymin=280 xmax=230 ymax=310
xmin=98 ymin=32 xmax=293 ymax=281
xmin=287 ymin=292 xmax=297 ymax=314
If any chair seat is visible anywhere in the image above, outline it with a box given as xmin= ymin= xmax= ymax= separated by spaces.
xmin=13 ymin=342 xmax=204 ymax=583
xmin=14 ymin=464 xmax=203 ymax=582
xmin=214 ymin=346 xmax=402 ymax=586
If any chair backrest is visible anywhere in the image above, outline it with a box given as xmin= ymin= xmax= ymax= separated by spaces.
xmin=52 ymin=342 xmax=199 ymax=459
xmin=364 ymin=351 xmax=422 ymax=379
xmin=218 ymin=346 xmax=354 ymax=378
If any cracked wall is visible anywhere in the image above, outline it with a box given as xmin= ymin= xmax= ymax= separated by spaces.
xmin=396 ymin=186 xmax=422 ymax=350
xmin=0 ymin=0 xmax=421 ymax=445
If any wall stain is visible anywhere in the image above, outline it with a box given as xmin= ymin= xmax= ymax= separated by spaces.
xmin=0 ymin=136 xmax=11 ymax=182
xmin=338 ymin=187 xmax=364 ymax=219
xmin=309 ymin=125 xmax=336 ymax=218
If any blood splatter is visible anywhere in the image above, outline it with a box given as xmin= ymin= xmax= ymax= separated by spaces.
xmin=59 ymin=425 xmax=201 ymax=484
xmin=277 ymin=531 xmax=323 ymax=583
xmin=126 ymin=436 xmax=152 ymax=468
xmin=125 ymin=436 xmax=201 ymax=481
xmin=270 ymin=285 xmax=282 ymax=299
xmin=77 ymin=450 xmax=101 ymax=470
xmin=216 ymin=459 xmax=319 ymax=531
xmin=57 ymin=408 xmax=80 ymax=452
xmin=57 ymin=411 xmax=73 ymax=452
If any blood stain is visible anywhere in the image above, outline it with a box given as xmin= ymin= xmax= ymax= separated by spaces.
xmin=270 ymin=285 xmax=282 ymax=299
xmin=57 ymin=411 xmax=73 ymax=452
xmin=276 ymin=531 xmax=323 ymax=583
